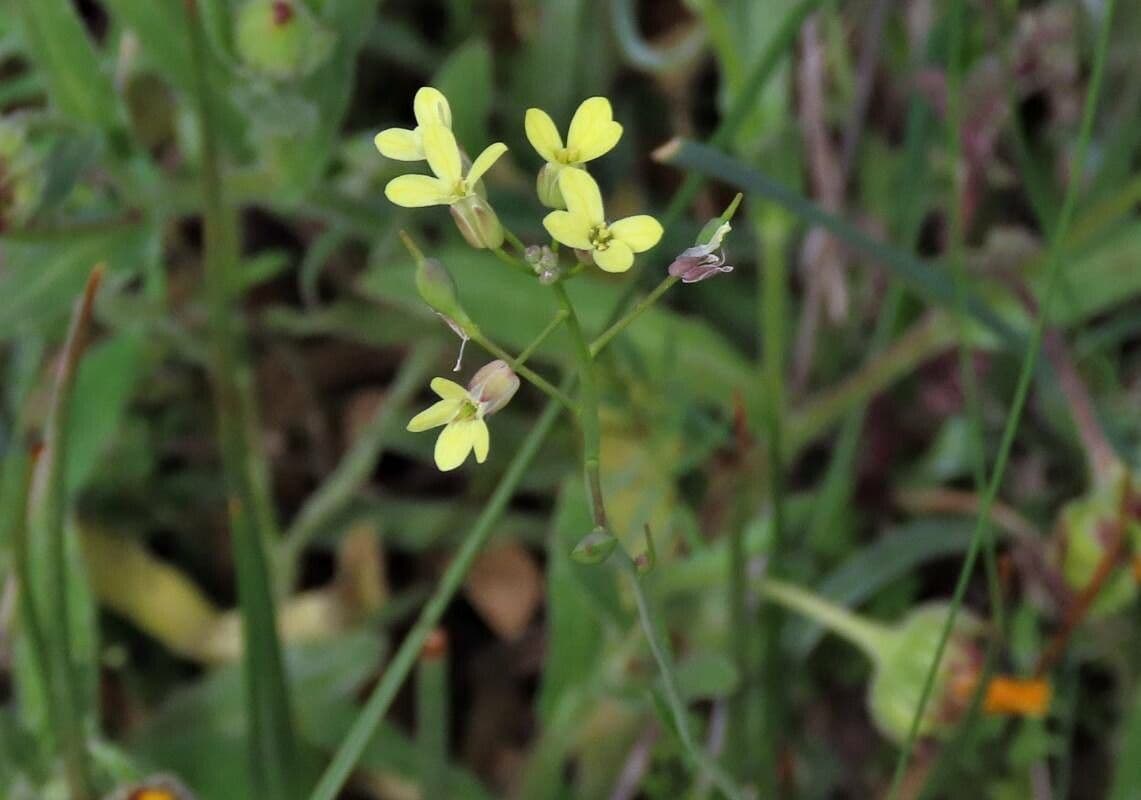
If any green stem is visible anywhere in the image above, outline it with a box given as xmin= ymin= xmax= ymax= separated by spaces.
xmin=754 ymin=205 xmax=789 ymax=792
xmin=417 ymin=633 xmax=449 ymax=800
xmin=307 ymin=389 xmax=567 ymax=800
xmin=466 ymin=327 xmax=575 ymax=410
xmin=590 ymin=276 xmax=679 ymax=358
xmin=550 ymin=283 xmax=607 ymax=530
xmin=516 ymin=310 xmax=568 ymax=368
xmin=758 ymin=577 xmax=894 ymax=659
xmin=615 ymin=549 xmax=748 ymax=800
xmin=886 ymin=1 xmax=1117 ymax=794
xmin=187 ymin=5 xmax=298 ymax=797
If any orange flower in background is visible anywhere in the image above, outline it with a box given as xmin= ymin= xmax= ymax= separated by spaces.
xmin=983 ymin=676 xmax=1052 ymax=717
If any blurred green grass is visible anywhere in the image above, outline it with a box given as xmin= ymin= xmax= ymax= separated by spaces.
xmin=2 ymin=1 xmax=1141 ymax=798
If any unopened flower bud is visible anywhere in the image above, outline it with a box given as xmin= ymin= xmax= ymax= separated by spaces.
xmin=571 ymin=527 xmax=617 ymax=565
xmin=524 ymin=244 xmax=561 ymax=284
xmin=415 ymin=257 xmax=466 ymax=322
xmin=536 ymin=162 xmax=565 ymax=208
xmin=450 ymin=194 xmax=504 ymax=250
xmin=468 ymin=360 xmax=519 ymax=417
xmin=235 ymin=0 xmax=335 ymax=81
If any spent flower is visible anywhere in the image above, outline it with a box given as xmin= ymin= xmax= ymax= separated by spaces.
xmin=669 ymin=221 xmax=734 ymax=283
xmin=543 ymin=169 xmax=662 ymax=273
xmin=407 ymin=362 xmax=520 ymax=471
xmin=526 ymin=97 xmax=623 ymax=207
xmin=373 ymin=86 xmax=453 ymax=161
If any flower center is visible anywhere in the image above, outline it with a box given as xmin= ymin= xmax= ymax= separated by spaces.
xmin=588 ymin=224 xmax=613 ymax=251
xmin=454 ymin=400 xmax=480 ymax=421
xmin=555 ymin=147 xmax=579 ymax=164
xmin=451 ymin=179 xmax=469 ymax=199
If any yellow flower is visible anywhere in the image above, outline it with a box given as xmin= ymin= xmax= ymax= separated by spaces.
xmin=525 ymin=96 xmax=623 ymax=169
xmin=373 ymin=86 xmax=452 ymax=161
xmin=384 ymin=124 xmax=507 ymax=208
xmin=526 ymin=97 xmax=623 ymax=207
xmin=542 ymin=168 xmax=662 ymax=272
xmin=406 ymin=362 xmax=519 ymax=471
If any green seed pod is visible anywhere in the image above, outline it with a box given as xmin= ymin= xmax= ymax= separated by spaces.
xmin=867 ymin=603 xmax=984 ymax=744
xmin=536 ymin=162 xmax=565 ymax=209
xmin=571 ymin=527 xmax=617 ymax=565
xmin=234 ymin=0 xmax=335 ymax=81
xmin=449 ymin=194 xmax=504 ymax=250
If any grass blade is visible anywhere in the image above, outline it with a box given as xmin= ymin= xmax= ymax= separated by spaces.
xmin=307 ymin=385 xmax=567 ymax=800
xmin=185 ymin=2 xmax=299 ymax=796
xmin=654 ymin=139 xmax=1018 ymax=345
xmin=25 ymin=266 xmax=103 ymax=799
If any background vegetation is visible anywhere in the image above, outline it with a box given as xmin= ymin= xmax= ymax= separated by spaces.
xmin=2 ymin=0 xmax=1140 ymax=798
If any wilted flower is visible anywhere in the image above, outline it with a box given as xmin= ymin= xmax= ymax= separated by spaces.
xmin=526 ymin=97 xmax=623 ymax=207
xmin=668 ymin=221 xmax=734 ymax=283
xmin=373 ymin=86 xmax=453 ymax=161
xmin=542 ymin=169 xmax=662 ymax=273
xmin=407 ymin=362 xmax=520 ymax=471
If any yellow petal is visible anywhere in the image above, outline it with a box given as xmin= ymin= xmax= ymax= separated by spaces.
xmin=467 ymin=142 xmax=508 ymax=186
xmin=374 ymin=128 xmax=422 ymax=161
xmin=567 ymin=96 xmax=622 ymax=161
xmin=525 ymin=108 xmax=563 ymax=161
xmin=422 ymin=124 xmax=462 ymax=183
xmin=471 ymin=419 xmax=490 ymax=463
xmin=435 ymin=420 xmax=478 ymax=471
xmin=609 ymin=215 xmax=663 ymax=252
xmin=543 ymin=210 xmax=593 ymax=250
xmin=385 ymin=175 xmax=450 ymax=207
xmin=557 ymin=168 xmax=604 ymax=225
xmin=407 ymin=398 xmax=462 ymax=432
xmin=593 ymin=241 xmax=634 ymax=273
xmin=413 ymin=86 xmax=452 ymax=128
xmin=430 ymin=377 xmax=469 ymax=400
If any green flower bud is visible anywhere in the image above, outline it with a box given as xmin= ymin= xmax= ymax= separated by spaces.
xmin=449 ymin=194 xmax=504 ymax=250
xmin=571 ymin=527 xmax=617 ymax=565
xmin=1054 ymin=471 xmax=1141 ymax=618
xmin=536 ymin=162 xmax=565 ymax=208
xmin=867 ymin=604 xmax=984 ymax=744
xmin=468 ymin=360 xmax=520 ymax=417
xmin=234 ymin=0 xmax=335 ymax=81
xmin=415 ymin=257 xmax=466 ymax=321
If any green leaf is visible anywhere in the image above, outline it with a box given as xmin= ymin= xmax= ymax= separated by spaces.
xmin=66 ymin=332 xmax=145 ymax=493
xmin=433 ymin=39 xmax=493 ymax=154
xmin=10 ymin=0 xmax=118 ymax=128
xmin=672 ymin=651 xmax=740 ymax=701
xmin=786 ymin=519 xmax=979 ymax=658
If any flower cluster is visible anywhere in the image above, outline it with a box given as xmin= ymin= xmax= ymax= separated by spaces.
xmin=376 ymin=87 xmax=731 ymax=472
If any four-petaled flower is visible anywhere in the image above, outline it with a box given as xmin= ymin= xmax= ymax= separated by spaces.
xmin=374 ymin=86 xmax=452 ymax=161
xmin=525 ymin=96 xmax=623 ymax=171
xmin=407 ymin=362 xmax=519 ymax=471
xmin=385 ymin=124 xmax=507 ymax=208
xmin=542 ymin=168 xmax=662 ymax=272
